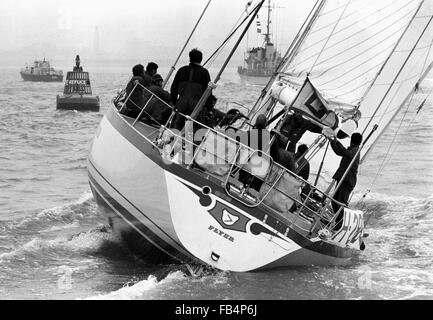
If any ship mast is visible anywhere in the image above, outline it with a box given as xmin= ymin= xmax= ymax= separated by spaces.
xmin=265 ymin=0 xmax=272 ymax=44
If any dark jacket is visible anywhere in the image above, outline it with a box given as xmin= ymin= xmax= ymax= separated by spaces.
xmin=274 ymin=149 xmax=296 ymax=172
xmin=295 ymin=153 xmax=310 ymax=181
xmin=142 ymin=85 xmax=172 ymax=124
xmin=280 ymin=113 xmax=322 ymax=152
xmin=125 ymin=76 xmax=148 ymax=114
xmin=143 ymin=71 xmax=153 ymax=85
xmin=170 ymin=63 xmax=211 ymax=113
xmin=330 ymin=139 xmax=360 ymax=188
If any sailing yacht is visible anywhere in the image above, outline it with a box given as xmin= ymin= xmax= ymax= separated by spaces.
xmin=238 ymin=0 xmax=282 ymax=83
xmin=87 ymin=0 xmax=433 ymax=272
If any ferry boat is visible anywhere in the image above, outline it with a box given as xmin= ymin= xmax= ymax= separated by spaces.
xmin=20 ymin=58 xmax=63 ymax=82
xmin=237 ymin=0 xmax=282 ymax=84
xmin=87 ymin=0 xmax=433 ymax=272
xmin=56 ymin=55 xmax=100 ymax=112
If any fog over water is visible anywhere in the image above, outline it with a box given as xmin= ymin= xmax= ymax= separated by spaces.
xmin=0 ymin=0 xmax=316 ymax=67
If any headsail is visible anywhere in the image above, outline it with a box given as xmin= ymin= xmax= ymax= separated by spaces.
xmin=251 ymin=0 xmax=433 ymax=192
xmin=281 ymin=0 xmax=424 ymax=107
xmin=357 ymin=0 xmax=433 ymax=162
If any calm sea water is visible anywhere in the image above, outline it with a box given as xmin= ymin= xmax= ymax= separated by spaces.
xmin=0 ymin=64 xmax=432 ymax=300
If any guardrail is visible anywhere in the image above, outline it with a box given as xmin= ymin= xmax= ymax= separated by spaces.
xmin=113 ymin=83 xmax=347 ymax=237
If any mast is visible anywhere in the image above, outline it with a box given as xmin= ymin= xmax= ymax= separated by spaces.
xmin=162 ymin=0 xmax=212 ymax=89
xmin=265 ymin=0 xmax=271 ymax=44
xmin=191 ymin=0 xmax=266 ymax=120
xmin=246 ymin=0 xmax=327 ymax=122
xmin=278 ymin=0 xmax=327 ymax=75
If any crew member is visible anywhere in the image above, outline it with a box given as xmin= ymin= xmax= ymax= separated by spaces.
xmin=123 ymin=64 xmax=147 ymax=118
xmin=141 ymin=74 xmax=173 ymax=125
xmin=170 ymin=48 xmax=211 ymax=130
xmin=145 ymin=62 xmax=159 ymax=82
xmin=329 ymin=132 xmax=363 ymax=228
xmin=278 ymin=111 xmax=322 ymax=153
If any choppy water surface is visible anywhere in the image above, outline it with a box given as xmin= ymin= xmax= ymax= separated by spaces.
xmin=0 ymin=65 xmax=432 ymax=300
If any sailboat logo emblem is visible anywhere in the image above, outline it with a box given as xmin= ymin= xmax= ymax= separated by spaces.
xmin=222 ymin=210 xmax=239 ymax=226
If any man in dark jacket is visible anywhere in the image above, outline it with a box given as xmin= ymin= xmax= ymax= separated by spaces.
xmin=170 ymin=48 xmax=211 ymax=130
xmin=330 ymin=132 xmax=363 ymax=220
xmin=141 ymin=74 xmax=172 ymax=125
xmin=279 ymin=112 xmax=322 ymax=153
xmin=295 ymin=144 xmax=310 ymax=181
xmin=295 ymin=144 xmax=313 ymax=200
xmin=145 ymin=62 xmax=158 ymax=80
xmin=124 ymin=64 xmax=151 ymax=118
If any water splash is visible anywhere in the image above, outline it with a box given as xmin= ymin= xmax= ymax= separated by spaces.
xmin=84 ymin=271 xmax=188 ymax=300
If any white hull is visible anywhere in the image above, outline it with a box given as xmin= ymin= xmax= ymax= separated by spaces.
xmin=87 ymin=106 xmax=364 ymax=271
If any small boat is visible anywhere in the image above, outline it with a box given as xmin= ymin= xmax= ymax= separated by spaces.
xmin=237 ymin=0 xmax=282 ymax=84
xmin=56 ymin=55 xmax=100 ymax=112
xmin=88 ymin=0 xmax=433 ymax=272
xmin=20 ymin=58 xmax=63 ymax=82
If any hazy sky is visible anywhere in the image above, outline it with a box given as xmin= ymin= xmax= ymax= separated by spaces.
xmin=0 ymin=0 xmax=316 ymax=64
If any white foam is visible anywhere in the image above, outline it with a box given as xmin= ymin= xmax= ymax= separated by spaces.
xmin=83 ymin=271 xmax=188 ymax=300
xmin=76 ymin=190 xmax=94 ymax=204
xmin=0 ymin=226 xmax=115 ymax=262
xmin=0 ymin=238 xmax=59 ymax=261
xmin=46 ymin=261 xmax=99 ymax=274
xmin=39 ymin=220 xmax=80 ymax=233
xmin=14 ymin=190 xmax=95 ymax=228
xmin=63 ymin=226 xmax=115 ymax=251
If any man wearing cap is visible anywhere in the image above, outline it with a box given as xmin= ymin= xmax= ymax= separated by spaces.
xmin=141 ymin=74 xmax=172 ymax=125
xmin=124 ymin=64 xmax=148 ymax=118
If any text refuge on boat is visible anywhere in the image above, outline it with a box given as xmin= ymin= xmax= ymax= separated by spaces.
xmin=57 ymin=55 xmax=100 ymax=112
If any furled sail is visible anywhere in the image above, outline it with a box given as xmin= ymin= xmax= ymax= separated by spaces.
xmin=251 ymin=0 xmax=433 ymax=192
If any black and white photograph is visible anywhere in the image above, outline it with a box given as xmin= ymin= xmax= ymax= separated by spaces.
xmin=0 ymin=0 xmax=432 ymax=304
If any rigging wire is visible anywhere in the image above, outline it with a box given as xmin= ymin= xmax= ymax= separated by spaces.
xmin=203 ymin=1 xmax=260 ymax=68
xmin=275 ymin=0 xmax=323 ymax=72
xmin=367 ymin=53 xmax=433 ymax=185
xmin=296 ymin=20 xmax=408 ymax=76
xmin=246 ymin=0 xmax=323 ymax=123
xmin=274 ymin=1 xmax=278 ymax=49
xmin=315 ymin=45 xmax=393 ymax=87
xmin=355 ymin=2 xmax=425 ymax=110
xmin=355 ymin=91 xmax=418 ymax=225
xmin=356 ymin=74 xmax=433 ymax=226
xmin=346 ymin=9 xmax=433 ymax=224
xmin=361 ymin=15 xmax=433 ymax=137
xmin=312 ymin=8 xmax=418 ymax=85
xmin=316 ymin=22 xmax=411 ymax=72
xmin=291 ymin=3 xmax=419 ymax=84
xmin=305 ymin=1 xmax=416 ymax=54
xmin=205 ymin=13 xmax=247 ymax=67
xmin=309 ymin=0 xmax=352 ymax=74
